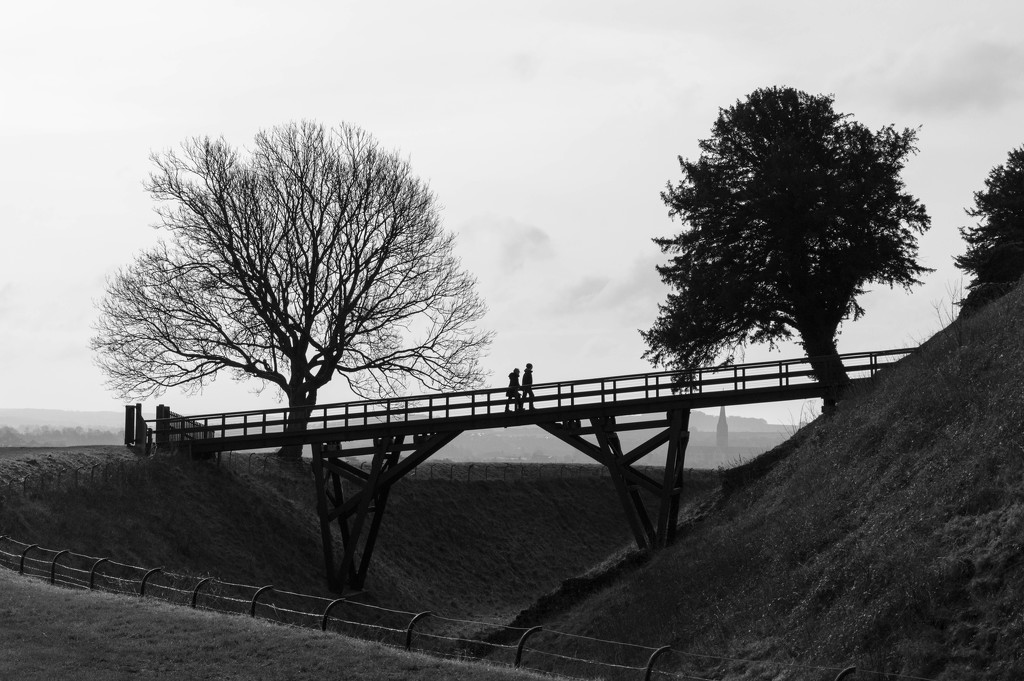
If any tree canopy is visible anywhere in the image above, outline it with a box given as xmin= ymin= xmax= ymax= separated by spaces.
xmin=955 ymin=145 xmax=1024 ymax=313
xmin=642 ymin=86 xmax=931 ymax=394
xmin=92 ymin=121 xmax=491 ymax=452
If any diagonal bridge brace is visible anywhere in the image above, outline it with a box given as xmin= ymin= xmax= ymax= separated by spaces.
xmin=311 ymin=431 xmax=462 ymax=593
xmin=538 ymin=409 xmax=690 ymax=550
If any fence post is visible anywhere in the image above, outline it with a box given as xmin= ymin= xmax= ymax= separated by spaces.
xmin=644 ymin=646 xmax=672 ymax=681
xmin=135 ymin=403 xmax=146 ymax=452
xmin=405 ymin=611 xmax=431 ymax=650
xmin=124 ymin=405 xmax=135 ymax=446
xmin=321 ymin=598 xmax=347 ymax=631
xmin=88 ymin=557 xmax=110 ymax=589
xmin=140 ymin=567 xmax=163 ymax=596
xmin=49 ymin=549 xmax=70 ymax=584
xmin=514 ymin=626 xmax=543 ymax=668
xmin=250 ymin=585 xmax=274 ymax=617
xmin=191 ymin=577 xmax=214 ymax=608
xmin=155 ymin=405 xmax=167 ymax=446
xmin=18 ymin=544 xmax=39 ymax=574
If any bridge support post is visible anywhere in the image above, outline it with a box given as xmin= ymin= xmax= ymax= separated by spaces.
xmin=593 ymin=416 xmax=655 ymax=550
xmin=335 ymin=434 xmax=403 ymax=591
xmin=658 ymin=409 xmax=689 ymax=548
xmin=311 ymin=430 xmax=463 ymax=593
xmin=538 ymin=409 xmax=690 ymax=550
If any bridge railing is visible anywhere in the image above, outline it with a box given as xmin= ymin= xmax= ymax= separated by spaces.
xmin=147 ymin=348 xmax=913 ymax=444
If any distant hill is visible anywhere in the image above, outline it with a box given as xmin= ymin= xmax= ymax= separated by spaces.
xmin=686 ymin=408 xmax=790 ymax=433
xmin=0 ymin=407 xmax=785 ymax=433
xmin=444 ymin=425 xmax=787 ymax=468
xmin=0 ymin=409 xmax=124 ymax=447
xmin=439 ymin=409 xmax=789 ymax=467
xmin=0 ymin=408 xmax=124 ymax=430
xmin=0 ymin=407 xmax=789 ymax=467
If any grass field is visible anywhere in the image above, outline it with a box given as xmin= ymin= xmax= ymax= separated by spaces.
xmin=0 ymin=568 xmax=555 ymax=681
xmin=0 ymin=454 xmax=722 ymax=621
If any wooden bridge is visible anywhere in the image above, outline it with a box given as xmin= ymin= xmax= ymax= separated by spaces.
xmin=125 ymin=348 xmax=912 ymax=593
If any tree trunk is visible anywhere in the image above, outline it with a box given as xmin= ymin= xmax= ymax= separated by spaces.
xmin=798 ymin=330 xmax=850 ymax=414
xmin=278 ymin=391 xmax=318 ymax=460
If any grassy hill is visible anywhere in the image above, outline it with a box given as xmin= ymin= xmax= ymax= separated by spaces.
xmin=6 ymin=284 xmax=1024 ymax=680
xmin=0 ymin=449 xmax=717 ymax=679
xmin=0 ymin=568 xmax=552 ymax=681
xmin=514 ymin=284 xmax=1024 ymax=680
xmin=0 ymin=449 xmax=716 ymax=623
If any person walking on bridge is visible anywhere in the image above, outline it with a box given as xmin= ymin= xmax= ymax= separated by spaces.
xmin=505 ymin=368 xmax=523 ymax=412
xmin=522 ymin=362 xmax=535 ymax=410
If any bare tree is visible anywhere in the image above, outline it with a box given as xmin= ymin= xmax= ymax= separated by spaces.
xmin=92 ymin=121 xmax=492 ymax=456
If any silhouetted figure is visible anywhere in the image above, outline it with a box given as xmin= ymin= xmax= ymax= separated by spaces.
xmin=522 ymin=362 xmax=535 ymax=410
xmin=505 ymin=368 xmax=523 ymax=412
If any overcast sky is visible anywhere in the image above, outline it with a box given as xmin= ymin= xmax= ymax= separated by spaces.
xmin=2 ymin=1 xmax=1022 ymax=426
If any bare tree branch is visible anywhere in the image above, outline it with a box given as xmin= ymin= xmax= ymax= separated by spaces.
xmin=92 ymin=121 xmax=493 ymax=455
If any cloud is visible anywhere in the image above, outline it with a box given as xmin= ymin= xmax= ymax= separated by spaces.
xmin=456 ymin=215 xmax=554 ymax=277
xmin=561 ymin=276 xmax=611 ymax=308
xmin=603 ymin=254 xmax=666 ymax=310
xmin=0 ymin=283 xmax=12 ymax=316
xmin=848 ymin=40 xmax=1024 ymax=116
xmin=508 ymin=52 xmax=541 ymax=82
xmin=547 ymin=251 xmax=665 ymax=326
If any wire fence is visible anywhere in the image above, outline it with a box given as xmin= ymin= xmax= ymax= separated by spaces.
xmin=0 ymin=452 xmax=939 ymax=681
xmin=0 ymin=534 xmax=941 ymax=681
xmin=0 ymin=451 xmax=611 ymax=501
xmin=0 ymin=456 xmax=148 ymax=499
xmin=221 ymin=452 xmax=614 ymax=483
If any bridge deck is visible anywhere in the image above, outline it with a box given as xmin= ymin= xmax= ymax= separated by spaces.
xmin=146 ymin=349 xmax=912 ymax=455
xmin=134 ymin=347 xmax=914 ymax=593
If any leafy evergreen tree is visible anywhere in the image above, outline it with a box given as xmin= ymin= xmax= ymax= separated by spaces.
xmin=955 ymin=146 xmax=1024 ymax=313
xmin=643 ymin=87 xmax=931 ymax=401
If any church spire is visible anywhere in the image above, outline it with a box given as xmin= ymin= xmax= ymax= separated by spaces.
xmin=716 ymin=405 xmax=729 ymax=451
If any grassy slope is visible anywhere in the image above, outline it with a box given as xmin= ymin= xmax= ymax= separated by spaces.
xmin=22 ymin=292 xmax=1018 ymax=679
xmin=0 ymin=569 xmax=550 ymax=681
xmin=0 ymin=453 xmax=716 ymax=622
xmin=535 ymin=285 xmax=1024 ymax=680
xmin=371 ymin=474 xmax=634 ymax=620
